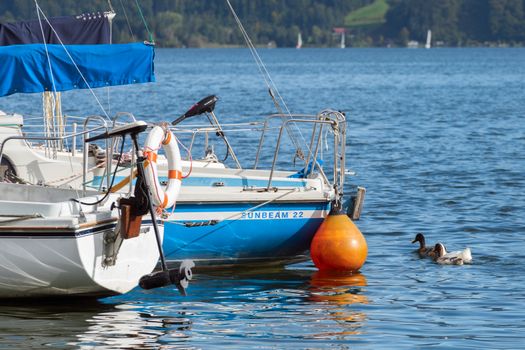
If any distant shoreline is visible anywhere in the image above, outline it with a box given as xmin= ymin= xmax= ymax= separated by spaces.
xmin=155 ymin=45 xmax=525 ymax=49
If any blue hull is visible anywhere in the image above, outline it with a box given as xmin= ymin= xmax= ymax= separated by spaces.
xmin=162 ymin=201 xmax=330 ymax=266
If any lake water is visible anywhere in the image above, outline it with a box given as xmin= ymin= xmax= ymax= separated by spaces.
xmin=1 ymin=48 xmax=524 ymax=349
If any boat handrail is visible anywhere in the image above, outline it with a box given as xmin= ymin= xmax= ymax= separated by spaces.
xmin=112 ymin=112 xmax=137 ymax=127
xmin=253 ymin=113 xmax=320 ymax=169
xmin=265 ymin=110 xmax=347 ymax=206
xmin=0 ymin=124 xmax=107 ymax=161
xmin=82 ymin=116 xmax=110 ymax=194
xmin=111 ymin=112 xmax=138 ymax=194
xmin=167 ymin=110 xmax=346 ymax=202
xmin=0 ymin=123 xmax=109 ymax=192
xmin=171 ymin=121 xmax=264 ymax=130
xmin=170 ymin=122 xmax=245 ymax=169
xmin=170 ymin=122 xmax=271 ymax=160
xmin=266 ymin=118 xmax=333 ymax=189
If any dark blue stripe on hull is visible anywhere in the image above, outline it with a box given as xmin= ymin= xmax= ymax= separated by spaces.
xmin=0 ymin=223 xmax=117 ymax=238
xmin=169 ymin=201 xmax=330 ymax=213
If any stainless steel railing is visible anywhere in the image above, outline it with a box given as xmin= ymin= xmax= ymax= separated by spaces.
xmin=0 ymin=115 xmax=109 ymax=194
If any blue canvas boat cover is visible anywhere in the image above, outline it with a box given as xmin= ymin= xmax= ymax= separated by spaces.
xmin=0 ymin=42 xmax=155 ymax=97
xmin=0 ymin=13 xmax=111 ymax=46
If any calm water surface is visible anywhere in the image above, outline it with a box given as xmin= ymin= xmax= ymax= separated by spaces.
xmin=1 ymin=48 xmax=524 ymax=349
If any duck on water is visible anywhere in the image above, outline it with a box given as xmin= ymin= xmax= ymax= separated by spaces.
xmin=434 ymin=243 xmax=472 ymax=265
xmin=411 ymin=233 xmax=437 ymax=258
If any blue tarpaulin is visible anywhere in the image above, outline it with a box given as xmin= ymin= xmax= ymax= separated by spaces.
xmin=0 ymin=42 xmax=155 ymax=97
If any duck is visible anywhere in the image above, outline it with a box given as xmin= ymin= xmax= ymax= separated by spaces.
xmin=433 ymin=243 xmax=472 ymax=265
xmin=411 ymin=233 xmax=437 ymax=258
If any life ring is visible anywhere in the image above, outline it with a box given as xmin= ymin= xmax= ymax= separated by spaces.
xmin=143 ymin=126 xmax=182 ymax=209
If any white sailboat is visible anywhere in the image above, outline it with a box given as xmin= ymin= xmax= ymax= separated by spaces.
xmin=1 ymin=1 xmax=366 ymax=280
xmin=0 ymin=7 xmax=193 ymax=298
xmin=296 ymin=32 xmax=303 ymax=49
xmin=425 ymin=29 xmax=432 ymax=49
xmin=332 ymin=28 xmax=346 ymax=49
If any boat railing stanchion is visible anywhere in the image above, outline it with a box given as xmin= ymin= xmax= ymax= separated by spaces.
xmin=255 ymin=113 xmax=316 ymax=170
xmin=267 ymin=118 xmax=336 ymax=191
xmin=72 ymin=122 xmax=77 ymax=157
xmin=254 ymin=118 xmax=271 ymax=169
xmin=208 ymin=110 xmax=241 ymax=169
xmin=82 ymin=115 xmax=108 ymax=195
xmin=83 ymin=131 xmax=89 ymax=196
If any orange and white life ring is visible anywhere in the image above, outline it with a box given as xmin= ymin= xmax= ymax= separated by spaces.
xmin=143 ymin=126 xmax=182 ymax=209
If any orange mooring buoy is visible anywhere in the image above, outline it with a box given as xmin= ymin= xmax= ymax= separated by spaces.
xmin=310 ymin=212 xmax=367 ymax=272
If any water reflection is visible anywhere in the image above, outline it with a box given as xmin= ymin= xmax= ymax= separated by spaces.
xmin=73 ymin=304 xmax=195 ymax=349
xmin=308 ymin=271 xmax=368 ymax=337
xmin=0 ymin=299 xmax=117 ymax=348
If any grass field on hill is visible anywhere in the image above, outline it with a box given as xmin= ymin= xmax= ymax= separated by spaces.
xmin=344 ymin=0 xmax=389 ymax=27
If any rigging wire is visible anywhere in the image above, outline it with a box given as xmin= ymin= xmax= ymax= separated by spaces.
xmin=35 ymin=2 xmax=59 ymax=154
xmin=34 ymin=1 xmax=111 ymax=121
xmin=225 ymin=0 xmax=310 ymax=160
xmin=119 ymin=0 xmax=136 ymax=41
xmin=71 ymin=134 xmax=126 ymax=206
xmin=35 ymin=6 xmax=57 ymax=95
xmin=134 ymin=0 xmax=154 ymax=43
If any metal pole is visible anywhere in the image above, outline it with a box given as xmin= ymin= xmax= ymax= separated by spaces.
xmin=304 ymin=122 xmax=319 ymax=173
xmin=208 ymin=111 xmax=241 ymax=169
xmin=105 ymin=137 xmax=111 ymax=191
xmin=253 ymin=119 xmax=270 ymax=169
xmin=307 ymin=123 xmax=325 ymax=178
xmin=72 ymin=123 xmax=77 ymax=157
xmin=83 ymin=132 xmax=89 ymax=196
xmin=266 ymin=126 xmax=285 ymax=190
xmin=131 ymin=133 xmax=168 ymax=271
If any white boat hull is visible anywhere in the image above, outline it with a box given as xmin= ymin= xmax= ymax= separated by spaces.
xmin=0 ymin=183 xmax=161 ymax=299
xmin=0 ymin=225 xmax=159 ymax=298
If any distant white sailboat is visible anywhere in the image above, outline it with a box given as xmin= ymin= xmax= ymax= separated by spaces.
xmin=425 ymin=29 xmax=432 ymax=49
xmin=332 ymin=27 xmax=346 ymax=49
xmin=296 ymin=32 xmax=303 ymax=49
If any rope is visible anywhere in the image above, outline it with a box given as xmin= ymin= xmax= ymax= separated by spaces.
xmin=225 ymin=0 xmax=309 ymax=158
xmin=177 ymin=137 xmax=193 ymax=179
xmin=134 ymin=0 xmax=154 ymax=43
xmin=0 ymin=214 xmax=44 ymax=225
xmin=119 ymin=0 xmax=136 ymax=41
xmin=71 ymin=134 xmax=126 ymax=205
xmin=43 ymin=160 xmax=108 ymax=186
xmin=172 ymin=188 xmax=297 ymax=227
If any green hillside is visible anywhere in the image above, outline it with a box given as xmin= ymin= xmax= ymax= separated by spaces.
xmin=344 ymin=0 xmax=389 ymax=27
xmin=1 ymin=0 xmax=524 ymax=47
